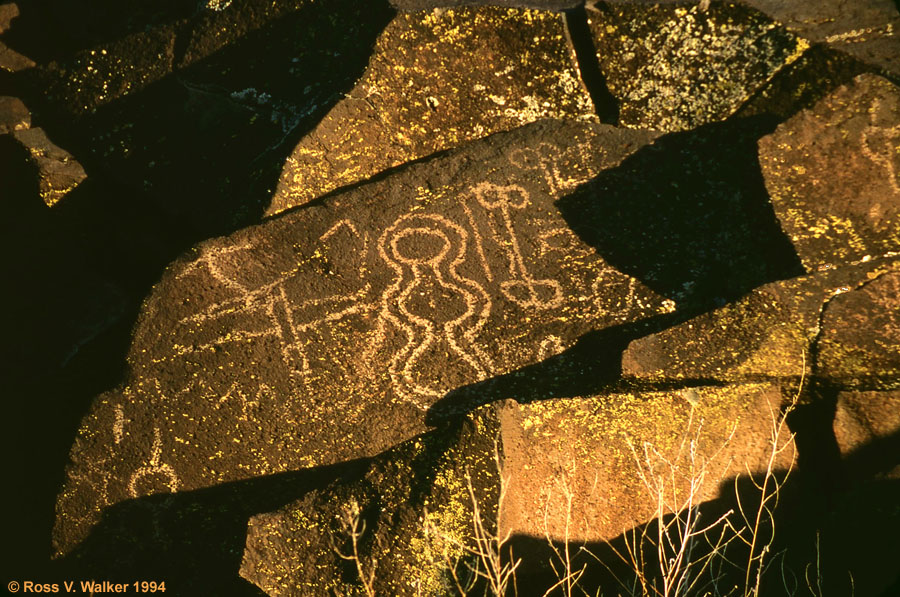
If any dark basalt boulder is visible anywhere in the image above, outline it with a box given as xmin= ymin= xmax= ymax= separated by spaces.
xmin=759 ymin=74 xmax=900 ymax=272
xmin=54 ymin=119 xmax=668 ymax=558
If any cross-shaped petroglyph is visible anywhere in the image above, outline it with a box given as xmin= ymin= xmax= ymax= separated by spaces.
xmin=377 ymin=213 xmax=494 ymax=407
xmin=128 ymin=427 xmax=181 ymax=497
xmin=171 ymin=227 xmax=375 ymax=381
xmin=471 ymin=182 xmax=563 ymax=310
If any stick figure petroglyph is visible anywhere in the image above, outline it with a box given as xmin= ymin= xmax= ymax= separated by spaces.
xmin=471 ymin=182 xmax=563 ymax=310
xmin=128 ymin=427 xmax=181 ymax=497
xmin=377 ymin=213 xmax=494 ymax=407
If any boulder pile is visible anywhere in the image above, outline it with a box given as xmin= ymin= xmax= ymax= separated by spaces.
xmin=5 ymin=0 xmax=898 ymax=595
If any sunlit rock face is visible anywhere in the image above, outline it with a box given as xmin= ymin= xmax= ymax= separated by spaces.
xmin=267 ymin=6 xmax=596 ymax=215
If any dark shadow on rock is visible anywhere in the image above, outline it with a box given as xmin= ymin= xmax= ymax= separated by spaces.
xmin=52 ymin=459 xmax=370 ymax=596
xmin=426 ymin=311 xmax=696 ymax=423
xmin=557 ymin=115 xmax=804 ymax=308
xmin=507 ymin=428 xmax=900 ymax=597
xmin=428 ymin=116 xmax=804 ymax=424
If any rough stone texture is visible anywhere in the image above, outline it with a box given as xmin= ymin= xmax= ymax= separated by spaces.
xmin=241 ymin=405 xmax=501 ymax=596
xmin=759 ymin=74 xmax=900 ymax=272
xmin=499 ymin=383 xmax=794 ymax=544
xmin=0 ymin=95 xmax=30 ymax=133
xmin=622 ymin=257 xmax=900 ymax=385
xmin=11 ymin=127 xmax=88 ymax=206
xmin=744 ymin=0 xmax=900 ymax=77
xmin=268 ymin=6 xmax=596 ymax=215
xmin=54 ymin=120 xmax=670 ymax=557
xmin=391 ymin=0 xmax=580 ymax=11
xmin=817 ymin=270 xmax=900 ymax=390
xmin=587 ymin=1 xmax=808 ymax=131
xmin=833 ymin=390 xmax=900 ymax=457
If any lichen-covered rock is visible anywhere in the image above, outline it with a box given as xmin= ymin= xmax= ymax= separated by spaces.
xmin=241 ymin=405 xmax=502 ymax=596
xmin=54 ymin=120 xmax=672 ymax=557
xmin=0 ymin=95 xmax=30 ymax=133
xmin=11 ymin=127 xmax=87 ymax=206
xmin=390 ymin=0 xmax=580 ymax=11
xmin=587 ymin=1 xmax=808 ymax=131
xmin=759 ymin=74 xmax=900 ymax=271
xmin=267 ymin=6 xmax=596 ymax=215
xmin=744 ymin=0 xmax=900 ymax=77
xmin=817 ymin=270 xmax=900 ymax=390
xmin=621 ymin=257 xmax=900 ymax=385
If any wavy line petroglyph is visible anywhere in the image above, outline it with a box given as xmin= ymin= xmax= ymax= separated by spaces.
xmin=377 ymin=213 xmax=494 ymax=407
xmin=471 ymin=182 xmax=563 ymax=310
xmin=861 ymin=96 xmax=900 ymax=197
xmin=128 ymin=427 xmax=181 ymax=498
xmin=169 ymin=230 xmax=375 ymax=379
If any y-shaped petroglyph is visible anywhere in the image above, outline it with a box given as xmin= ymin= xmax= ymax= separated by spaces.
xmin=508 ymin=141 xmax=595 ymax=195
xmin=128 ymin=427 xmax=181 ymax=497
xmin=377 ymin=213 xmax=494 ymax=407
xmin=171 ymin=229 xmax=375 ymax=380
xmin=861 ymin=96 xmax=900 ymax=197
xmin=471 ymin=182 xmax=563 ymax=310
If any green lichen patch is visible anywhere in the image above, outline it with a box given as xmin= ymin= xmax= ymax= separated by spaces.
xmin=759 ymin=74 xmax=900 ymax=271
xmin=588 ymin=1 xmax=807 ymax=131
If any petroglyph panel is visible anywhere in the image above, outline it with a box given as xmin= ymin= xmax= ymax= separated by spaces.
xmin=54 ymin=120 xmax=668 ymax=554
xmin=759 ymin=74 xmax=900 ymax=271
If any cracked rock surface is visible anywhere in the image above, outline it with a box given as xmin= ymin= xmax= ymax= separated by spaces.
xmin=5 ymin=1 xmax=900 ymax=595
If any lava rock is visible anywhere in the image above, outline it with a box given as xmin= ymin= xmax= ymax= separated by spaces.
xmin=241 ymin=404 xmax=502 ymax=596
xmin=817 ymin=269 xmax=900 ymax=390
xmin=53 ymin=120 xmax=668 ymax=557
xmin=759 ymin=74 xmax=900 ymax=271
xmin=268 ymin=6 xmax=596 ymax=215
xmin=11 ymin=127 xmax=87 ymax=206
xmin=587 ymin=1 xmax=808 ymax=131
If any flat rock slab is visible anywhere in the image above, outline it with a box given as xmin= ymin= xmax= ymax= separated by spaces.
xmin=268 ymin=6 xmax=595 ymax=215
xmin=11 ymin=127 xmax=87 ymax=206
xmin=588 ymin=1 xmax=808 ymax=131
xmin=242 ymin=405 xmax=501 ymax=596
xmin=622 ymin=257 xmax=900 ymax=385
xmin=759 ymin=74 xmax=900 ymax=271
xmin=55 ymin=120 xmax=672 ymax=556
xmin=817 ymin=269 xmax=900 ymax=390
